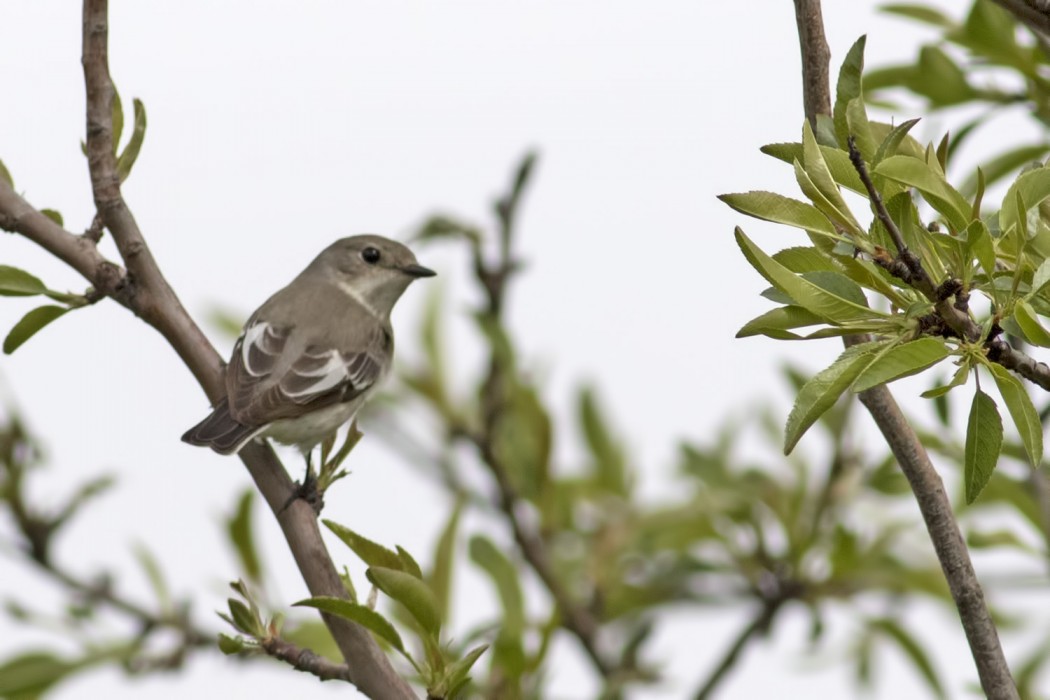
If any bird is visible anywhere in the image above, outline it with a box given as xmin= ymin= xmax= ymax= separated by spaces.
xmin=182 ymin=234 xmax=435 ymax=458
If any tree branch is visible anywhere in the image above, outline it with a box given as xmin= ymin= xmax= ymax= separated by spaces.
xmin=792 ymin=3 xmax=1019 ymax=699
xmin=692 ymin=599 xmax=783 ymax=700
xmin=259 ymin=635 xmax=353 ymax=682
xmin=991 ymin=0 xmax=1050 ymax=36
xmin=0 ymin=2 xmax=420 ymax=697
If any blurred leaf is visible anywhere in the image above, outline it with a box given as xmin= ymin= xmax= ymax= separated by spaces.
xmin=961 ymin=143 xmax=1050 ymax=196
xmin=719 ymin=191 xmax=840 ymax=240
xmin=429 ymin=499 xmax=463 ymax=621
xmin=469 ymin=536 xmax=526 ymax=677
xmin=0 ymin=651 xmax=78 ymax=698
xmin=852 ymin=337 xmax=950 ymax=392
xmin=1001 ymin=167 xmax=1050 ymax=241
xmin=914 ymin=45 xmax=974 ymax=107
xmin=323 ymin=520 xmax=403 ymax=571
xmin=132 ymin=543 xmax=170 ymax=614
xmin=0 ymin=266 xmax=47 ymax=297
xmin=785 ymin=341 xmax=885 ymax=453
xmin=579 ymin=387 xmax=627 ymax=495
xmin=216 ymin=634 xmax=246 ymax=655
xmin=281 ymin=619 xmax=341 ymax=662
xmin=116 ymin=98 xmax=147 ymax=182
xmin=964 ymin=389 xmax=1003 ymax=504
xmin=226 ymin=489 xmax=262 ymax=583
xmin=880 ymin=4 xmax=955 ymax=28
xmin=366 ymin=567 xmax=442 ymax=637
xmin=414 ymin=215 xmax=482 ymax=246
xmin=870 ymin=618 xmax=946 ymax=699
xmin=294 ymin=597 xmax=408 ymax=657
xmin=4 ymin=305 xmax=69 ymax=354
xmin=0 ymin=159 xmax=12 ymax=187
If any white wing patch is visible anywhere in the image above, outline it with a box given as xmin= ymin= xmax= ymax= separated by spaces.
xmin=241 ymin=322 xmax=277 ymax=377
xmin=284 ymin=348 xmax=349 ymax=398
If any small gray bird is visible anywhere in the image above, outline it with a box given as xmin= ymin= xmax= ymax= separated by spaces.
xmin=182 ymin=235 xmax=435 ymax=455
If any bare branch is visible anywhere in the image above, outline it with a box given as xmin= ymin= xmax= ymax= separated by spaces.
xmin=792 ymin=0 xmax=832 ymax=129
xmin=692 ymin=599 xmax=782 ymax=700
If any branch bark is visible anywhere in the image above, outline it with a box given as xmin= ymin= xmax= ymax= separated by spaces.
xmin=792 ymin=2 xmax=1019 ymax=699
xmin=0 ymin=2 xmax=418 ymax=697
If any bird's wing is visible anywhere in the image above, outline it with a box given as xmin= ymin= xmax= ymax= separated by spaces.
xmin=225 ymin=321 xmax=387 ymax=427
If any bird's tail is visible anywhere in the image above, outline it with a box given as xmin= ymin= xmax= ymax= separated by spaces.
xmin=181 ymin=398 xmax=262 ymax=455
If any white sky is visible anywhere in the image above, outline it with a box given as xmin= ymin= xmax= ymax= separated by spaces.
xmin=0 ymin=2 xmax=1044 ymax=699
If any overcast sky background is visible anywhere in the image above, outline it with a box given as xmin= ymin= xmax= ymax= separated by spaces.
xmin=1 ymin=2 xmax=1045 ymax=699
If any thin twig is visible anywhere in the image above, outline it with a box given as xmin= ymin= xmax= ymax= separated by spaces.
xmin=792 ymin=3 xmax=1019 ymax=699
xmin=259 ymin=636 xmax=353 ymax=682
xmin=692 ymin=599 xmax=783 ymax=700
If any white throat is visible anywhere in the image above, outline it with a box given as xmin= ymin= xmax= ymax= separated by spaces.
xmin=337 ymin=279 xmax=382 ymax=319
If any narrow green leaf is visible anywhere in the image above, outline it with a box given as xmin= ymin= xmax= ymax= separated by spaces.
xmin=915 ymin=45 xmax=974 ymax=106
xmin=396 ymin=546 xmax=423 ymax=580
xmin=833 ymin=36 xmax=867 ymax=149
xmin=874 ymin=155 xmax=970 ymax=231
xmin=1000 ymin=167 xmax=1050 ymax=241
xmin=736 ymin=228 xmax=881 ymax=322
xmin=880 ymin=4 xmax=955 ymax=27
xmin=4 ymin=305 xmax=69 ymax=354
xmin=1013 ymin=301 xmax=1050 ymax=347
xmin=294 ymin=597 xmax=406 ymax=655
xmin=116 ymin=98 xmax=147 ymax=182
xmin=801 ymin=121 xmax=863 ymax=233
xmin=964 ymin=389 xmax=1003 ymax=504
xmin=988 ymin=363 xmax=1043 ymax=467
xmin=0 ymin=266 xmax=47 ymax=296
xmin=366 ymin=567 xmax=442 ymax=636
xmin=443 ymin=644 xmax=489 ymax=698
xmin=761 ymin=141 xmax=867 ymax=194
xmin=217 ymin=633 xmax=246 ymax=655
xmin=921 ymin=362 xmax=970 ymax=398
xmin=469 ymin=536 xmax=524 ymax=633
xmin=718 ymin=191 xmax=840 ymax=239
xmin=0 ymin=159 xmax=12 ymax=187
xmin=852 ymin=337 xmax=950 ymax=392
xmin=579 ymin=387 xmax=627 ymax=494
xmin=736 ymin=305 xmax=825 ymax=339
xmin=962 ymin=219 xmax=996 ymax=280
xmin=226 ymin=489 xmax=262 ymax=583
xmin=1028 ymin=257 xmax=1050 ymax=300
xmin=870 ymin=618 xmax=946 ymax=699
xmin=111 ymin=89 xmax=124 ymax=154
xmin=873 ymin=118 xmax=922 ymax=165
xmin=323 ymin=520 xmax=403 ymax=570
xmin=784 ymin=341 xmax=885 ymax=453
xmin=429 ymin=499 xmax=462 ymax=621
xmin=961 ymin=144 xmax=1049 ymax=196
xmin=227 ymin=599 xmax=258 ymax=636
xmin=133 ymin=543 xmax=170 ymax=613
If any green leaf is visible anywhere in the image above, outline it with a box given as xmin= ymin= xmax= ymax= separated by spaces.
xmin=116 ymin=98 xmax=147 ymax=182
xmin=874 ymin=155 xmax=970 ymax=231
xmin=873 ymin=118 xmax=922 ymax=165
xmin=718 ymin=191 xmax=840 ymax=239
xmin=921 ymin=361 xmax=970 ymax=398
xmin=964 ymin=389 xmax=1003 ymax=504
xmin=40 ymin=209 xmax=64 ymax=227
xmin=396 ymin=546 xmax=423 ymax=580
xmin=0 ymin=159 xmax=12 ymax=187
xmin=736 ymin=228 xmax=881 ymax=323
xmin=111 ymin=89 xmax=124 ymax=154
xmin=442 ymin=644 xmax=489 ymax=698
xmin=1000 ymin=167 xmax=1050 ymax=241
xmin=0 ymin=266 xmax=48 ymax=296
xmin=880 ymin=4 xmax=955 ymax=28
xmin=761 ymin=142 xmax=866 ymax=194
xmin=1013 ymin=301 xmax=1050 ymax=347
xmin=4 ymin=305 xmax=69 ymax=354
xmin=217 ymin=633 xmax=246 ymax=655
xmin=429 ymin=499 xmax=462 ymax=621
xmin=0 ymin=651 xmax=77 ymax=698
xmin=870 ymin=618 xmax=946 ymax=699
xmin=833 ymin=36 xmax=867 ymax=149
xmin=914 ymin=45 xmax=974 ymax=106
xmin=294 ymin=597 xmax=407 ymax=655
xmin=852 ymin=337 xmax=950 ymax=392
xmin=226 ymin=489 xmax=262 ymax=583
xmin=961 ymin=219 xmax=996 ymax=280
xmin=961 ymin=143 xmax=1050 ymax=196
xmin=800 ymin=120 xmax=863 ymax=234
xmin=366 ymin=567 xmax=442 ymax=637
xmin=579 ymin=387 xmax=627 ymax=494
xmin=1028 ymin=257 xmax=1050 ymax=300
xmin=468 ymin=536 xmax=524 ymax=634
xmin=323 ymin=520 xmax=404 ymax=570
xmin=227 ymin=599 xmax=258 ymax=636
xmin=736 ymin=305 xmax=825 ymax=339
xmin=988 ymin=363 xmax=1043 ymax=467
xmin=132 ymin=543 xmax=170 ymax=613
xmin=784 ymin=341 xmax=885 ymax=453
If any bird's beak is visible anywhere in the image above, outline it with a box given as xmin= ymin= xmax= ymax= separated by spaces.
xmin=401 ymin=263 xmax=437 ymax=278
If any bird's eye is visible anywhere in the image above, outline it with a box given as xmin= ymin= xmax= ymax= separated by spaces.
xmin=361 ymin=247 xmax=381 ymax=264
